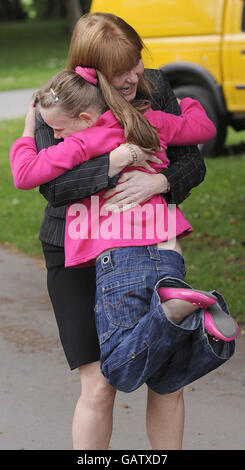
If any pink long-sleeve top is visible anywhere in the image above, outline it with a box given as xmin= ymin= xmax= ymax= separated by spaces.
xmin=10 ymin=98 xmax=216 ymax=266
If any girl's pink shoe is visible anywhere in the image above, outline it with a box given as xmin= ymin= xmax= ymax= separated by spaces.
xmin=158 ymin=287 xmax=218 ymax=309
xmin=204 ymin=305 xmax=239 ymax=342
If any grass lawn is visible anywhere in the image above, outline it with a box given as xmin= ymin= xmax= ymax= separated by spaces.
xmin=0 ymin=118 xmax=46 ymax=255
xmin=181 ymin=155 xmax=245 ymax=322
xmin=0 ymin=20 xmax=69 ymax=91
xmin=1 ymin=119 xmax=245 ymax=321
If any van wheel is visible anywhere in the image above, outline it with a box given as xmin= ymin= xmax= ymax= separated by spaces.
xmin=173 ymin=85 xmax=226 ymax=157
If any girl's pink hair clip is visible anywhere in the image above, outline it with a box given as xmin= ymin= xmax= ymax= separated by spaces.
xmin=75 ymin=66 xmax=98 ymax=85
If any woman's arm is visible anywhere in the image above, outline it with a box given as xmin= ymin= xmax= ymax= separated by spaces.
xmin=36 ymin=112 xmax=123 ymax=207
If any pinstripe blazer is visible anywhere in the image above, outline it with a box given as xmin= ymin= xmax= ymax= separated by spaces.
xmin=36 ymin=69 xmax=206 ymax=247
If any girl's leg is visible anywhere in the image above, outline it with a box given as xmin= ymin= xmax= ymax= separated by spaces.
xmin=72 ymin=361 xmax=116 ymax=450
xmin=160 ymin=290 xmax=239 ymax=339
xmin=146 ymin=387 xmax=185 ymax=450
xmin=161 ymin=298 xmax=199 ymax=324
xmin=157 ymin=241 xmax=199 ymax=323
xmin=157 ymin=242 xmax=237 ymax=335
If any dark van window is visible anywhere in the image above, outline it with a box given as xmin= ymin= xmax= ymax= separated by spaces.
xmin=242 ymin=0 xmax=245 ymax=31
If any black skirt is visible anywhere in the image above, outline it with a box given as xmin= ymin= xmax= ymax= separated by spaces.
xmin=42 ymin=242 xmax=100 ymax=370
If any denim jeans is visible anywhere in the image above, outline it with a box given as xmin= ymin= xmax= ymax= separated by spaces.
xmin=95 ymin=246 xmax=235 ymax=393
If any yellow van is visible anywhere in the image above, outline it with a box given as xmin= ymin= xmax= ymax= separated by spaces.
xmin=90 ymin=0 xmax=245 ymax=156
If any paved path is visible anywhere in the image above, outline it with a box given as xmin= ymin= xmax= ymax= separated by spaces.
xmin=0 ymin=244 xmax=244 ymax=450
xmin=0 ymin=88 xmax=36 ymax=119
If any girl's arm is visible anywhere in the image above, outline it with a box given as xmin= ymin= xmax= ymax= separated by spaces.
xmin=10 ymin=100 xmax=130 ymax=190
xmin=102 ymin=70 xmax=207 ymax=209
xmin=10 ymin=100 xmax=84 ymax=189
xmin=147 ymin=69 xmax=207 ymax=205
xmin=157 ymin=98 xmax=216 ymax=145
xmin=10 ymin=101 xmax=91 ymax=189
xmin=10 ymin=102 xmax=156 ymax=191
xmin=10 ymin=135 xmax=87 ymax=190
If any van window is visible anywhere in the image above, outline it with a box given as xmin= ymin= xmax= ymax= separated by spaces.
xmin=242 ymin=0 xmax=245 ymax=31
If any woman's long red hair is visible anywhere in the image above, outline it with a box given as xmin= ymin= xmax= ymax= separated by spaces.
xmin=67 ymin=12 xmax=161 ymax=151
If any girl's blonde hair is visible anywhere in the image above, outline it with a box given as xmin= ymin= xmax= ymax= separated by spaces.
xmin=66 ymin=12 xmax=161 ymax=151
xmin=97 ymin=71 xmax=161 ymax=151
xmin=35 ymin=70 xmax=106 ymax=118
xmin=36 ymin=71 xmax=161 ymax=152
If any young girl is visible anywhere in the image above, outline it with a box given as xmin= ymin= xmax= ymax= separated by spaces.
xmin=10 ymin=67 xmax=238 ymax=392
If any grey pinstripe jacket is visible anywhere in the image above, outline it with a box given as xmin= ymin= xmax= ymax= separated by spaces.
xmin=37 ymin=69 xmax=206 ymax=247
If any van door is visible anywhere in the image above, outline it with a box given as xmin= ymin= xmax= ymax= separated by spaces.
xmin=223 ymin=0 xmax=245 ymax=112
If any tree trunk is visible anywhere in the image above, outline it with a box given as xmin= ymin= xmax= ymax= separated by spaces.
xmin=67 ymin=0 xmax=83 ymax=31
xmin=0 ymin=0 xmax=26 ymax=21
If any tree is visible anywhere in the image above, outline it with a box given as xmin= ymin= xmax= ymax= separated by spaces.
xmin=31 ymin=0 xmax=67 ymax=19
xmin=67 ymin=0 xmax=92 ymax=30
xmin=0 ymin=0 xmax=27 ymax=21
xmin=0 ymin=0 xmax=92 ymax=23
xmin=67 ymin=0 xmax=82 ymax=31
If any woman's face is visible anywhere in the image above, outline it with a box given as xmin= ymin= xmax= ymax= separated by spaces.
xmin=111 ymin=60 xmax=144 ymax=101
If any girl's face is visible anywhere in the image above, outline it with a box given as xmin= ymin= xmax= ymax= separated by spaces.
xmin=39 ymin=106 xmax=97 ymax=139
xmin=111 ymin=60 xmax=144 ymax=101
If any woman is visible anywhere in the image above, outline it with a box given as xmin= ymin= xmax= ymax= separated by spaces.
xmin=35 ymin=13 xmax=234 ymax=450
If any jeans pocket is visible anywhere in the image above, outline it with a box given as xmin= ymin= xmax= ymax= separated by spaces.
xmin=102 ymin=274 xmax=148 ymax=327
xmin=102 ymin=344 xmax=149 ymax=392
xmin=94 ymin=300 xmax=117 ymax=345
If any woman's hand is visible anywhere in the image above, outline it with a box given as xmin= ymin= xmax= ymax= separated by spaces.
xmin=108 ymin=143 xmax=162 ymax=177
xmin=22 ymin=99 xmax=36 ymax=138
xmin=102 ymin=170 xmax=170 ymax=211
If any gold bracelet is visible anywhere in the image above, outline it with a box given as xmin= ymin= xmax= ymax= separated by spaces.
xmin=125 ymin=143 xmax=138 ymax=164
